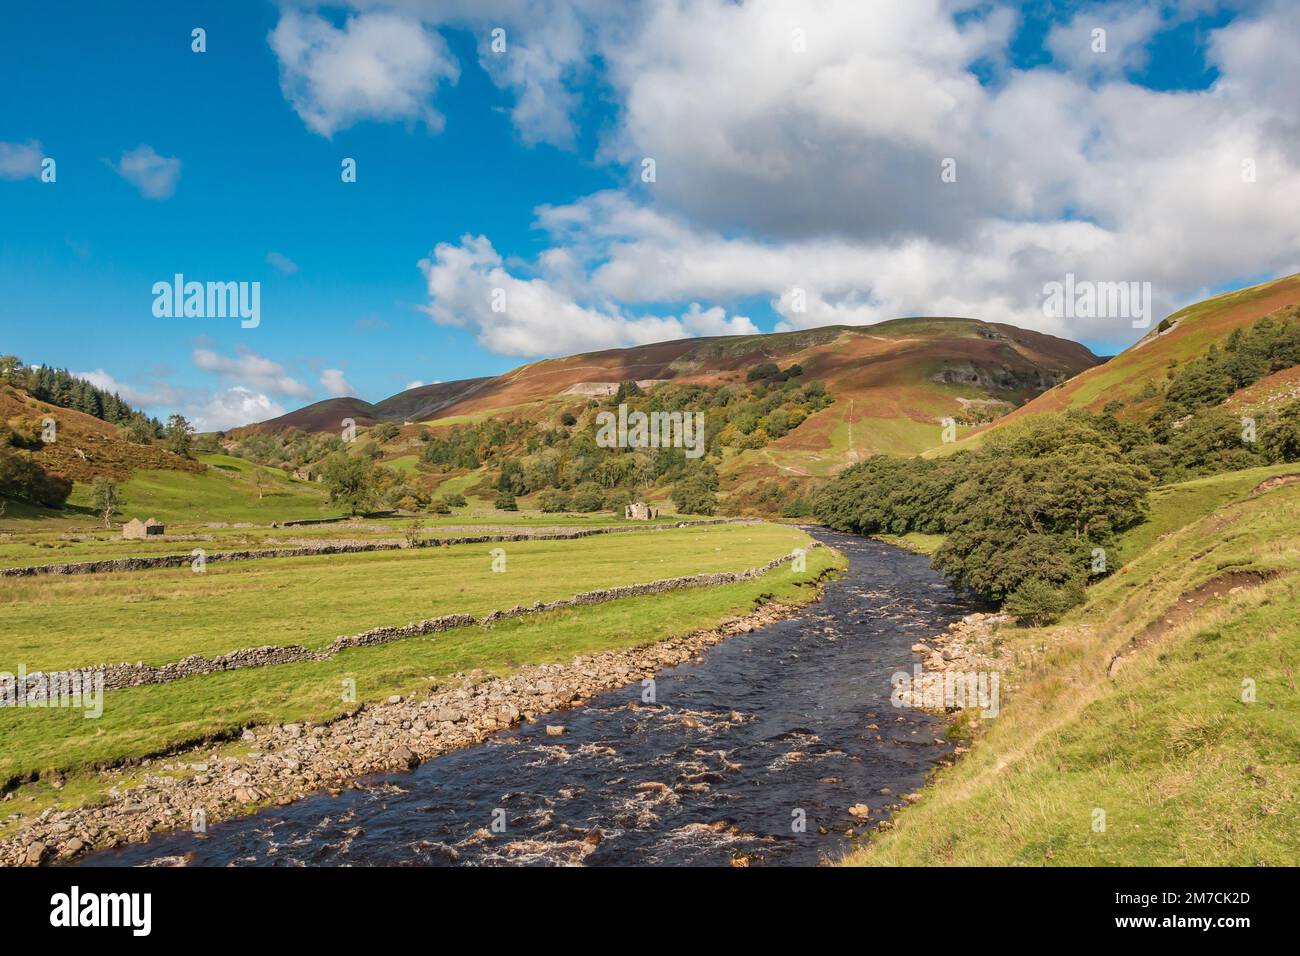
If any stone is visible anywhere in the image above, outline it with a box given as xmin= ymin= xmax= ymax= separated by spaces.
xmin=848 ymin=804 xmax=871 ymax=820
xmin=545 ymin=725 xmax=567 ymax=737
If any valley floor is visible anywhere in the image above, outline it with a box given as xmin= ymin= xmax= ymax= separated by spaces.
xmin=0 ymin=515 xmax=839 ymax=861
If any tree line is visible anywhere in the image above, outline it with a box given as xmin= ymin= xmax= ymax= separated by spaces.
xmin=814 ymin=310 xmax=1300 ymax=623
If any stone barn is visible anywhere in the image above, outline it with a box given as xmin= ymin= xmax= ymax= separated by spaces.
xmin=122 ymin=517 xmax=165 ymax=539
xmin=624 ymin=502 xmax=658 ymax=521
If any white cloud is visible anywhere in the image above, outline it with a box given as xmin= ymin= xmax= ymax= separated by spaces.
xmin=275 ymin=0 xmax=1300 ymax=353
xmin=320 ymin=368 xmax=356 ymax=397
xmin=73 ymin=368 xmax=282 ymax=431
xmin=403 ymin=379 xmax=428 ymax=390
xmin=1045 ymin=3 xmax=1165 ymax=77
xmin=269 ymin=10 xmax=459 ymax=137
xmin=187 ymin=387 xmax=287 ymax=432
xmin=73 ymin=368 xmax=183 ymax=409
xmin=109 ymin=144 xmax=181 ymax=199
xmin=418 ymin=233 xmax=757 ymax=356
xmin=0 ymin=139 xmax=43 ymax=180
xmin=192 ymin=347 xmax=311 ymax=397
xmin=266 ymin=251 xmax=299 ymax=274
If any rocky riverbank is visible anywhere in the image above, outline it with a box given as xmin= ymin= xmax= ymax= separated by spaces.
xmin=1 ymin=574 xmax=832 ymax=866
xmin=896 ymin=611 xmax=1013 ymax=712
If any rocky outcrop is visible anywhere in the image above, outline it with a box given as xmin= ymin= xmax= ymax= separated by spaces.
xmin=930 ymin=361 xmax=1066 ymax=392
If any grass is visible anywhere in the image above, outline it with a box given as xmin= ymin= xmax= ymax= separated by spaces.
xmin=872 ymin=532 xmax=944 ymax=555
xmin=0 ymin=538 xmax=842 ymax=817
xmin=0 ymin=506 xmax=706 ymax=570
xmin=1111 ymin=461 xmax=1300 ymax=565
xmin=1 ymin=522 xmax=808 ymax=672
xmin=57 ymin=455 xmax=332 ymax=527
xmin=844 ymin=472 xmax=1300 ymax=866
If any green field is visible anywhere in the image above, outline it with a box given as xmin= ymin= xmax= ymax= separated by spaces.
xmin=846 ymin=469 xmax=1300 ymax=866
xmin=1 ymin=523 xmax=808 ymax=672
xmin=0 ymin=524 xmax=839 ymax=818
xmin=0 ymin=508 xmax=705 ymax=571
xmin=53 ymin=454 xmax=334 ymax=528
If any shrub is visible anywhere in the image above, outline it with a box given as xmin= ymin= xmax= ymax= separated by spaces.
xmin=1003 ymin=577 xmax=1085 ymax=626
xmin=570 ymin=483 xmax=604 ymax=512
xmin=372 ymin=421 xmax=401 ymax=442
xmin=494 ymin=490 xmax=518 ymax=511
xmin=537 ymin=488 xmax=571 ymax=512
xmin=672 ymin=476 xmax=718 ymax=515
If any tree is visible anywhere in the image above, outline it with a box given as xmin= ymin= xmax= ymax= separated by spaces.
xmin=372 ymin=421 xmax=400 ymax=442
xmin=1262 ymin=399 xmax=1300 ymax=463
xmin=251 ymin=468 xmax=269 ymax=500
xmin=125 ymin=416 xmax=156 ymax=444
xmin=671 ymin=475 xmax=718 ymax=515
xmin=321 ymin=453 xmax=376 ymax=515
xmin=91 ymin=478 xmax=123 ymax=528
xmin=494 ymin=489 xmax=518 ymax=511
xmin=496 ymin=459 xmax=526 ymax=496
xmin=571 ymin=482 xmax=604 ymax=512
xmin=0 ymin=448 xmax=73 ymax=508
xmin=164 ymin=414 xmax=194 ymax=458
xmin=537 ymin=488 xmax=571 ymax=512
xmin=403 ymin=519 xmax=423 ymax=547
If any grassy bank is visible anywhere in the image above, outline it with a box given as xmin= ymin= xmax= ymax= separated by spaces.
xmin=844 ymin=469 xmax=1300 ymax=866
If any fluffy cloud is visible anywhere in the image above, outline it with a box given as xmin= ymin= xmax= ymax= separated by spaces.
xmin=320 ymin=368 xmax=356 ymax=397
xmin=186 ymin=387 xmax=287 ymax=432
xmin=418 ymin=233 xmax=757 ymax=356
xmin=74 ymin=368 xmax=184 ymax=409
xmin=280 ymin=0 xmax=1300 ymax=352
xmin=75 ymin=367 xmax=284 ymax=431
xmin=192 ymin=347 xmax=311 ymax=397
xmin=1044 ymin=3 xmax=1165 ymax=77
xmin=0 ymin=140 xmax=43 ymax=180
xmin=269 ymin=10 xmax=459 ymax=137
xmin=109 ymin=145 xmax=181 ymax=199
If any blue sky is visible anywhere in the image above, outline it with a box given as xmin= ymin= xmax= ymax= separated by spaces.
xmin=2 ymin=0 xmax=1298 ymax=429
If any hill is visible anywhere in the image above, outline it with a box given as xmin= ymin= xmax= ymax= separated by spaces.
xmin=253 ymin=378 xmax=496 ymax=433
xmin=0 ymin=383 xmax=200 ymax=485
xmin=955 ymin=272 xmax=1300 ymax=447
xmin=249 ymin=317 xmax=1099 ymax=470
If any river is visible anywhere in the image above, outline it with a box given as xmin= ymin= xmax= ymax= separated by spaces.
xmin=85 ymin=529 xmax=975 ymax=867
